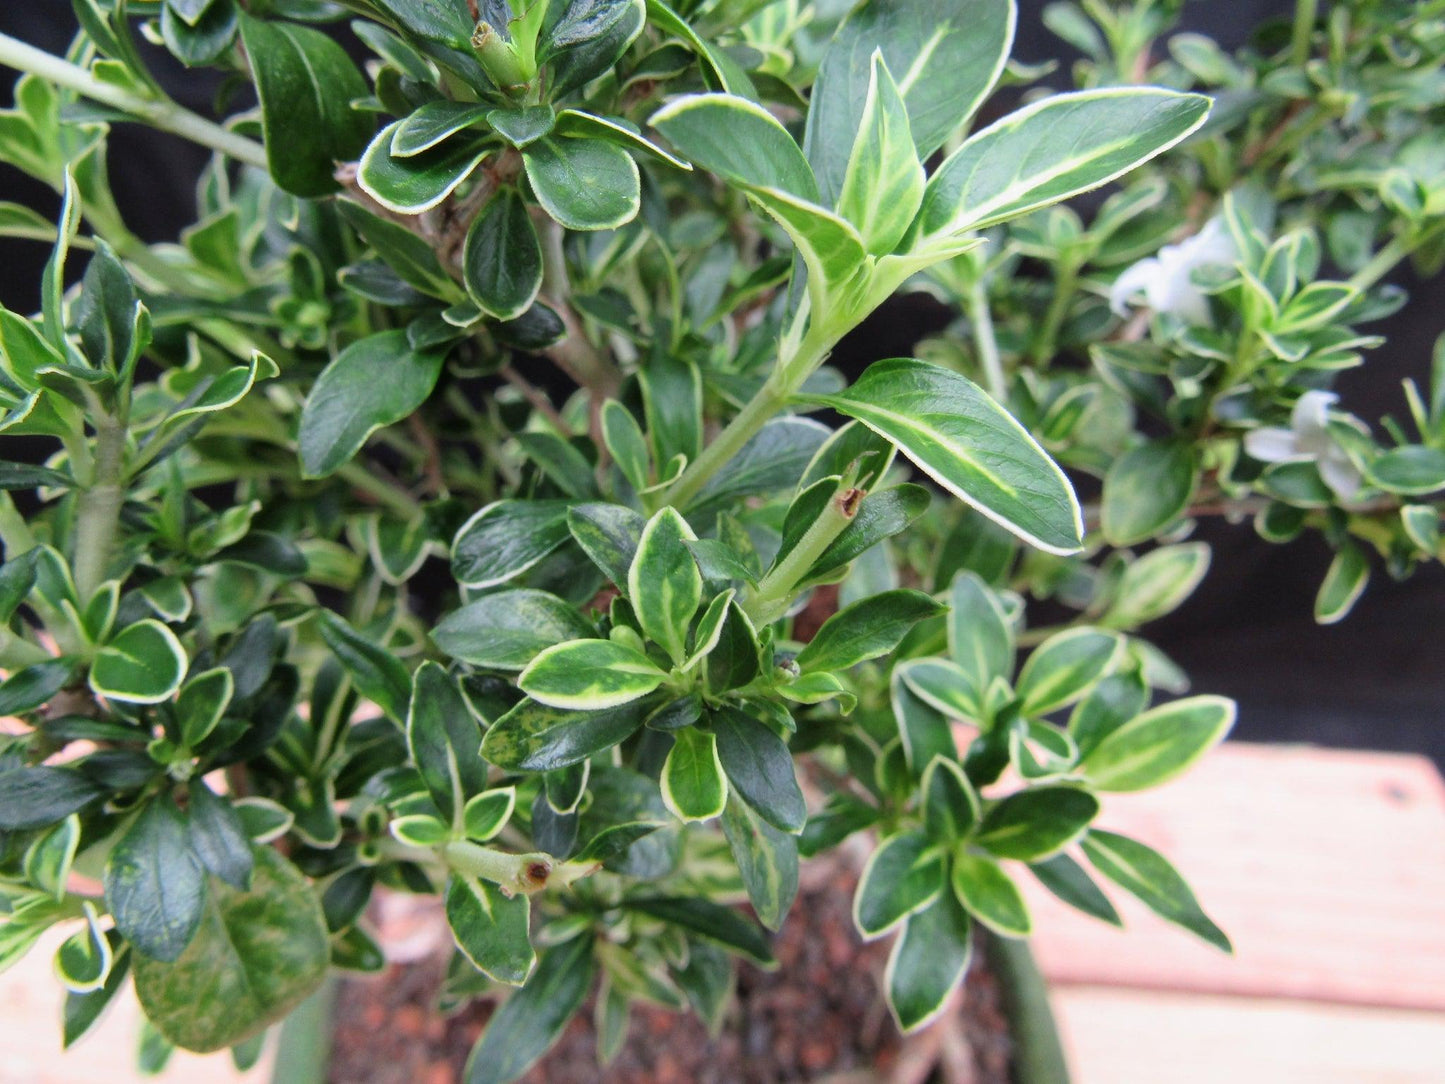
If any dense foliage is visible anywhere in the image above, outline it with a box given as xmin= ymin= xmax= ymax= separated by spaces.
xmin=0 ymin=0 xmax=1440 ymax=1077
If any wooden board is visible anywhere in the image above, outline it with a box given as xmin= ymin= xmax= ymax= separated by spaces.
xmin=1027 ymin=743 xmax=1445 ymax=1011
xmin=0 ymin=926 xmax=264 ymax=1084
xmin=1054 ymin=987 xmax=1445 ymax=1084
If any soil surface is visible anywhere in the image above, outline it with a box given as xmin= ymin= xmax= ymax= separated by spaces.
xmin=328 ymin=862 xmax=1012 ymax=1084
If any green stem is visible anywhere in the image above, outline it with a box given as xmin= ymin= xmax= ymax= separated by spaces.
xmin=72 ymin=418 xmax=127 ymax=601
xmin=1290 ymin=0 xmax=1319 ymax=67
xmin=0 ymin=32 xmax=268 ymax=169
xmin=336 ymin=461 xmax=423 ymax=518
xmin=1348 ymin=225 xmax=1444 ymax=292
xmin=968 ymin=279 xmax=1007 ymax=399
xmin=663 ymin=321 xmax=837 ymax=510
xmin=744 ymin=480 xmax=858 ymax=626
xmin=1031 ymin=260 xmax=1079 ymax=367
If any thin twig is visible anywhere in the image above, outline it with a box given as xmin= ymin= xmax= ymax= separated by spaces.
xmin=406 ymin=413 xmax=445 ymax=496
xmin=500 ymin=364 xmax=569 ymax=433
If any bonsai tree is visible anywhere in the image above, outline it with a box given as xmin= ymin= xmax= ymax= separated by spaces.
xmin=0 ymin=0 xmax=1439 ymax=1078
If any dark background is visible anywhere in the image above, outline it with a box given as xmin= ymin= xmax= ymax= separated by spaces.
xmin=3 ymin=1 xmax=1441 ymax=762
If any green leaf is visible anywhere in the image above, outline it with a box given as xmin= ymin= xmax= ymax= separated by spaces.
xmin=624 ymin=897 xmax=774 ymax=966
xmin=0 ymin=548 xmax=40 ymax=622
xmin=921 ymin=755 xmax=979 ymax=841
xmin=488 ymin=104 xmax=557 ymax=148
xmin=720 ymin=791 xmax=798 ymax=931
xmin=391 ymin=813 xmax=449 ymax=846
xmin=748 ymin=189 xmax=868 ymax=308
xmin=317 ymin=611 xmax=411 ymax=724
xmin=464 ymin=188 xmax=543 ymax=320
xmin=357 ymin=120 xmax=489 ymax=214
xmin=0 ymin=763 xmax=104 ymax=830
xmin=0 ymin=912 xmax=49 ymax=977
xmin=646 ymin=693 xmax=704 ymax=732
xmin=951 ymin=849 xmax=1030 ymax=936
xmin=1315 ymin=543 xmax=1370 ymax=625
xmin=133 ymin=847 xmax=329 ymax=1052
xmin=408 ymin=662 xmax=488 ymax=823
xmin=1081 ymin=829 xmax=1230 ymax=951
xmin=885 ymin=889 xmax=972 ymax=1033
xmin=913 ymin=88 xmax=1210 ymax=243
xmin=572 ymin=820 xmax=665 ymax=866
xmin=523 ymin=136 xmax=640 ymax=231
xmin=836 ymin=52 xmax=924 ymax=255
xmin=434 ymin=590 xmax=594 ymax=670
xmin=640 ymin=351 xmax=703 ymax=471
xmin=650 ymin=92 xmax=816 ymax=199
xmin=975 ymin=786 xmax=1098 ymax=860
xmin=1069 ymin=672 xmax=1150 ymax=760
xmin=661 ymin=725 xmax=727 ymax=822
xmin=1015 ymin=627 xmax=1122 ymax=717
xmin=175 ymin=667 xmax=232 ymax=748
xmin=298 ymin=330 xmax=443 ymax=479
xmin=648 ymin=94 xmax=866 ymax=303
xmin=891 ymin=662 xmax=959 ymax=771
xmin=464 ymin=787 xmax=518 ymax=841
xmin=804 ymin=0 xmax=1016 ymax=204
xmin=465 ymin=935 xmax=596 ymax=1084
xmin=1101 ymin=543 xmax=1211 ymax=629
xmin=705 ymin=599 xmax=763 ymax=693
xmin=1028 ymin=852 xmax=1122 ymax=926
xmin=1082 ymin=695 xmax=1235 ymax=792
xmin=794 ymin=588 xmax=944 ymax=673
xmin=63 ymin=935 xmax=130 ymax=1048
xmin=803 ymin=483 xmax=930 ymax=585
xmin=186 ymin=781 xmax=254 ymax=891
xmin=946 ymin=571 xmax=1013 ymax=691
xmin=0 ymin=308 xmax=64 ymax=390
xmin=1369 ymin=446 xmax=1445 ymax=495
xmin=336 ymin=201 xmax=463 ymax=301
xmin=567 ymin=502 xmax=646 ymax=586
xmin=453 ymin=500 xmax=574 ymax=589
xmin=446 ymin=876 xmax=535 ymax=985
xmin=55 ymin=904 xmax=113 ymax=992
xmin=601 ymin=401 xmax=651 ymax=492
xmin=645 ymin=0 xmax=750 ymax=97
xmin=482 ymin=697 xmax=650 ymax=771
xmin=392 ymin=101 xmax=490 ymax=157
xmin=800 ymin=793 xmax=880 ymax=858
xmin=1401 ymin=505 xmax=1440 ymax=555
xmin=853 ymin=829 xmax=944 ymax=939
xmin=104 ymin=797 xmax=205 ymax=963
xmin=684 ymin=589 xmax=734 ymax=669
xmin=544 ymin=0 xmax=646 ymax=98
xmin=368 ymin=0 xmax=474 ymax=50
xmin=238 ymin=14 xmax=372 ymax=197
xmin=555 ymin=109 xmax=691 ymax=169
xmin=89 ymin=619 xmax=187 ymax=704
xmin=75 ymin=240 xmax=138 ymax=371
xmin=691 ymin=417 xmax=830 ymax=516
xmin=515 ymin=431 xmax=598 ymax=500
xmin=711 ymin=705 xmax=806 ymax=833
xmin=519 ymin=638 xmax=667 ymax=710
xmin=627 ymin=507 xmax=703 ymax=666
xmin=233 ymin=798 xmax=294 ymax=844
xmin=801 ymin=358 xmax=1083 ymax=555
xmin=1101 ymin=439 xmax=1197 ymax=547
xmin=25 ymin=815 xmax=80 ymax=901
xmin=0 ymin=658 xmax=75 ymax=715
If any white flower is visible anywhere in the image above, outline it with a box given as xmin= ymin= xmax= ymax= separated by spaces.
xmin=1243 ymin=390 xmax=1363 ymax=500
xmin=1109 ymin=218 xmax=1239 ymax=326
